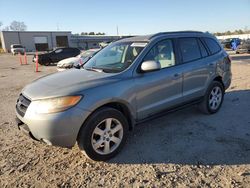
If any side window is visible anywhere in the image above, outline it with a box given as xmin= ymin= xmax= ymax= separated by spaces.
xmin=203 ymin=37 xmax=221 ymax=55
xmin=198 ymin=39 xmax=208 ymax=57
xmin=179 ymin=38 xmax=201 ymax=63
xmin=144 ymin=39 xmax=175 ymax=69
xmin=55 ymin=49 xmax=63 ymax=53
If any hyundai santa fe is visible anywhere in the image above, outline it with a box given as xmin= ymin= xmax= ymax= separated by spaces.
xmin=16 ymin=31 xmax=232 ymax=161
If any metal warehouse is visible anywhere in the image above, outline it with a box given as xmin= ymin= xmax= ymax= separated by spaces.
xmin=0 ymin=31 xmax=130 ymax=52
xmin=0 ymin=31 xmax=72 ymax=52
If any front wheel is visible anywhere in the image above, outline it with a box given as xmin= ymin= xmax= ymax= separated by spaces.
xmin=199 ymin=81 xmax=225 ymax=114
xmin=39 ymin=58 xmax=52 ymax=66
xmin=77 ymin=107 xmax=129 ymax=161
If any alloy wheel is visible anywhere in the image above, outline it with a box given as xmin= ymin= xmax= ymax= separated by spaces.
xmin=91 ymin=118 xmax=123 ymax=155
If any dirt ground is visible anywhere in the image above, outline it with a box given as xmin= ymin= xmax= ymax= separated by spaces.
xmin=0 ymin=53 xmax=250 ymax=188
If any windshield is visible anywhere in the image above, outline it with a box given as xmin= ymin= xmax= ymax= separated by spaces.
xmin=79 ymin=50 xmax=98 ymax=58
xmin=84 ymin=42 xmax=147 ymax=73
xmin=12 ymin=45 xmax=23 ymax=48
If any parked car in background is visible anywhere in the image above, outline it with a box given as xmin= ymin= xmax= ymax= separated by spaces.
xmin=16 ymin=31 xmax=231 ymax=161
xmin=99 ymin=41 xmax=111 ymax=49
xmin=33 ymin=47 xmax=80 ymax=66
xmin=221 ymin=39 xmax=231 ymax=49
xmin=11 ymin=44 xmax=25 ymax=55
xmin=57 ymin=49 xmax=100 ymax=71
xmin=236 ymin=40 xmax=250 ymax=54
xmin=221 ymin=38 xmax=241 ymax=50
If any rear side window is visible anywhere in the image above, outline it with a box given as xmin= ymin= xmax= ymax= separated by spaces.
xmin=55 ymin=49 xmax=63 ymax=53
xmin=203 ymin=37 xmax=221 ymax=55
xmin=63 ymin=48 xmax=71 ymax=52
xmin=179 ymin=38 xmax=201 ymax=63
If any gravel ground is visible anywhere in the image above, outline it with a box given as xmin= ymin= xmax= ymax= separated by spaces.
xmin=0 ymin=53 xmax=250 ymax=187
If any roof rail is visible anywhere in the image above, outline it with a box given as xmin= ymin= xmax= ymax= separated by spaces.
xmin=149 ymin=31 xmax=204 ymax=39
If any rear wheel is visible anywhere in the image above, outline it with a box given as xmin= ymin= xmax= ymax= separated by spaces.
xmin=77 ymin=107 xmax=129 ymax=161
xmin=199 ymin=81 xmax=224 ymax=114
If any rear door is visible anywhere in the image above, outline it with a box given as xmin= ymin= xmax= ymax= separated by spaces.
xmin=177 ymin=37 xmax=210 ymax=101
xmin=61 ymin=48 xmax=71 ymax=59
xmin=135 ymin=39 xmax=183 ymax=120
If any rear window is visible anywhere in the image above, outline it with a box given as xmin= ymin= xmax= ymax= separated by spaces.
xmin=203 ymin=37 xmax=221 ymax=55
xmin=179 ymin=38 xmax=201 ymax=63
xmin=68 ymin=48 xmax=79 ymax=53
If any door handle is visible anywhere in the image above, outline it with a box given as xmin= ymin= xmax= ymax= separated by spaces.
xmin=173 ymin=73 xmax=181 ymax=79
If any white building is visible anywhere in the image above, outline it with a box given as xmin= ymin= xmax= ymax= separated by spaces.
xmin=216 ymin=33 xmax=250 ymax=40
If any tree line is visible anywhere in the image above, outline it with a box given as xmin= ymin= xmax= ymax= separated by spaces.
xmin=214 ymin=28 xmax=250 ymax=36
xmin=74 ymin=32 xmax=106 ymax=36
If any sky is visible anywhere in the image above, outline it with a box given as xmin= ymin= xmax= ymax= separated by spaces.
xmin=0 ymin=0 xmax=250 ymax=35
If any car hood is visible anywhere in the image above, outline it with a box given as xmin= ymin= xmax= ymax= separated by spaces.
xmin=57 ymin=57 xmax=79 ymax=66
xmin=22 ymin=69 xmax=121 ymax=100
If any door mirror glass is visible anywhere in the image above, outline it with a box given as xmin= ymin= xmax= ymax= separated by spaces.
xmin=141 ymin=60 xmax=161 ymax=72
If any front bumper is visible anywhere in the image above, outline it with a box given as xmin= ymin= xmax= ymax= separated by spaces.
xmin=15 ymin=103 xmax=91 ymax=148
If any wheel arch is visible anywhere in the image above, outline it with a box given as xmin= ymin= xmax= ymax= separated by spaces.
xmin=213 ymin=76 xmax=225 ymax=90
xmin=81 ymin=100 xmax=136 ymax=132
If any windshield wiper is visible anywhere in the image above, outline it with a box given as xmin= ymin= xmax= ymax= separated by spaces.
xmin=84 ymin=66 xmax=103 ymax=72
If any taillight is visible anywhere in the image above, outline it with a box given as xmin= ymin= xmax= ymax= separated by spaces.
xmin=226 ymin=55 xmax=231 ymax=64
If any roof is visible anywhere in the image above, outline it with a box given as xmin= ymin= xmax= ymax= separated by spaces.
xmin=118 ymin=35 xmax=153 ymax=42
xmin=119 ymin=31 xmax=208 ymax=42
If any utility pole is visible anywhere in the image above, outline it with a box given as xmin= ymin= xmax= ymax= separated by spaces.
xmin=116 ymin=25 xmax=119 ymax=36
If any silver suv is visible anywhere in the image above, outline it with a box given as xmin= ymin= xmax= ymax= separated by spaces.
xmin=16 ymin=31 xmax=232 ymax=161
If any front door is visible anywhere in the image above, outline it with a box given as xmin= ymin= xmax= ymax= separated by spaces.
xmin=135 ymin=39 xmax=183 ymax=120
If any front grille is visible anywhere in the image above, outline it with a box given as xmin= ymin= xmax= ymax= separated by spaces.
xmin=16 ymin=94 xmax=31 ymax=117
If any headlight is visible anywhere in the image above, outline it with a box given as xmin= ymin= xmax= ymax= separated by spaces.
xmin=31 ymin=96 xmax=82 ymax=114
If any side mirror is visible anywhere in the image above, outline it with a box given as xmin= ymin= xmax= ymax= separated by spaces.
xmin=140 ymin=60 xmax=161 ymax=72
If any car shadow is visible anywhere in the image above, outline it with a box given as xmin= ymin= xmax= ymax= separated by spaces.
xmin=109 ymin=89 xmax=250 ymax=165
xmin=47 ymin=63 xmax=57 ymax=67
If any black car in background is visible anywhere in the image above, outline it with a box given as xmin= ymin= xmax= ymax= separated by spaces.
xmin=33 ymin=47 xmax=81 ymax=66
xmin=236 ymin=40 xmax=250 ymax=54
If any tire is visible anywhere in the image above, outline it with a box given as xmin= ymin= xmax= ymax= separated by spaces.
xmin=44 ymin=58 xmax=51 ymax=66
xmin=199 ymin=81 xmax=225 ymax=114
xmin=77 ymin=107 xmax=129 ymax=161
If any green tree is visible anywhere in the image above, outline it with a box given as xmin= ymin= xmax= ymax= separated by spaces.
xmin=225 ymin=31 xmax=231 ymax=35
xmin=81 ymin=32 xmax=88 ymax=35
xmin=238 ymin=29 xmax=244 ymax=34
xmin=96 ymin=32 xmax=105 ymax=35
